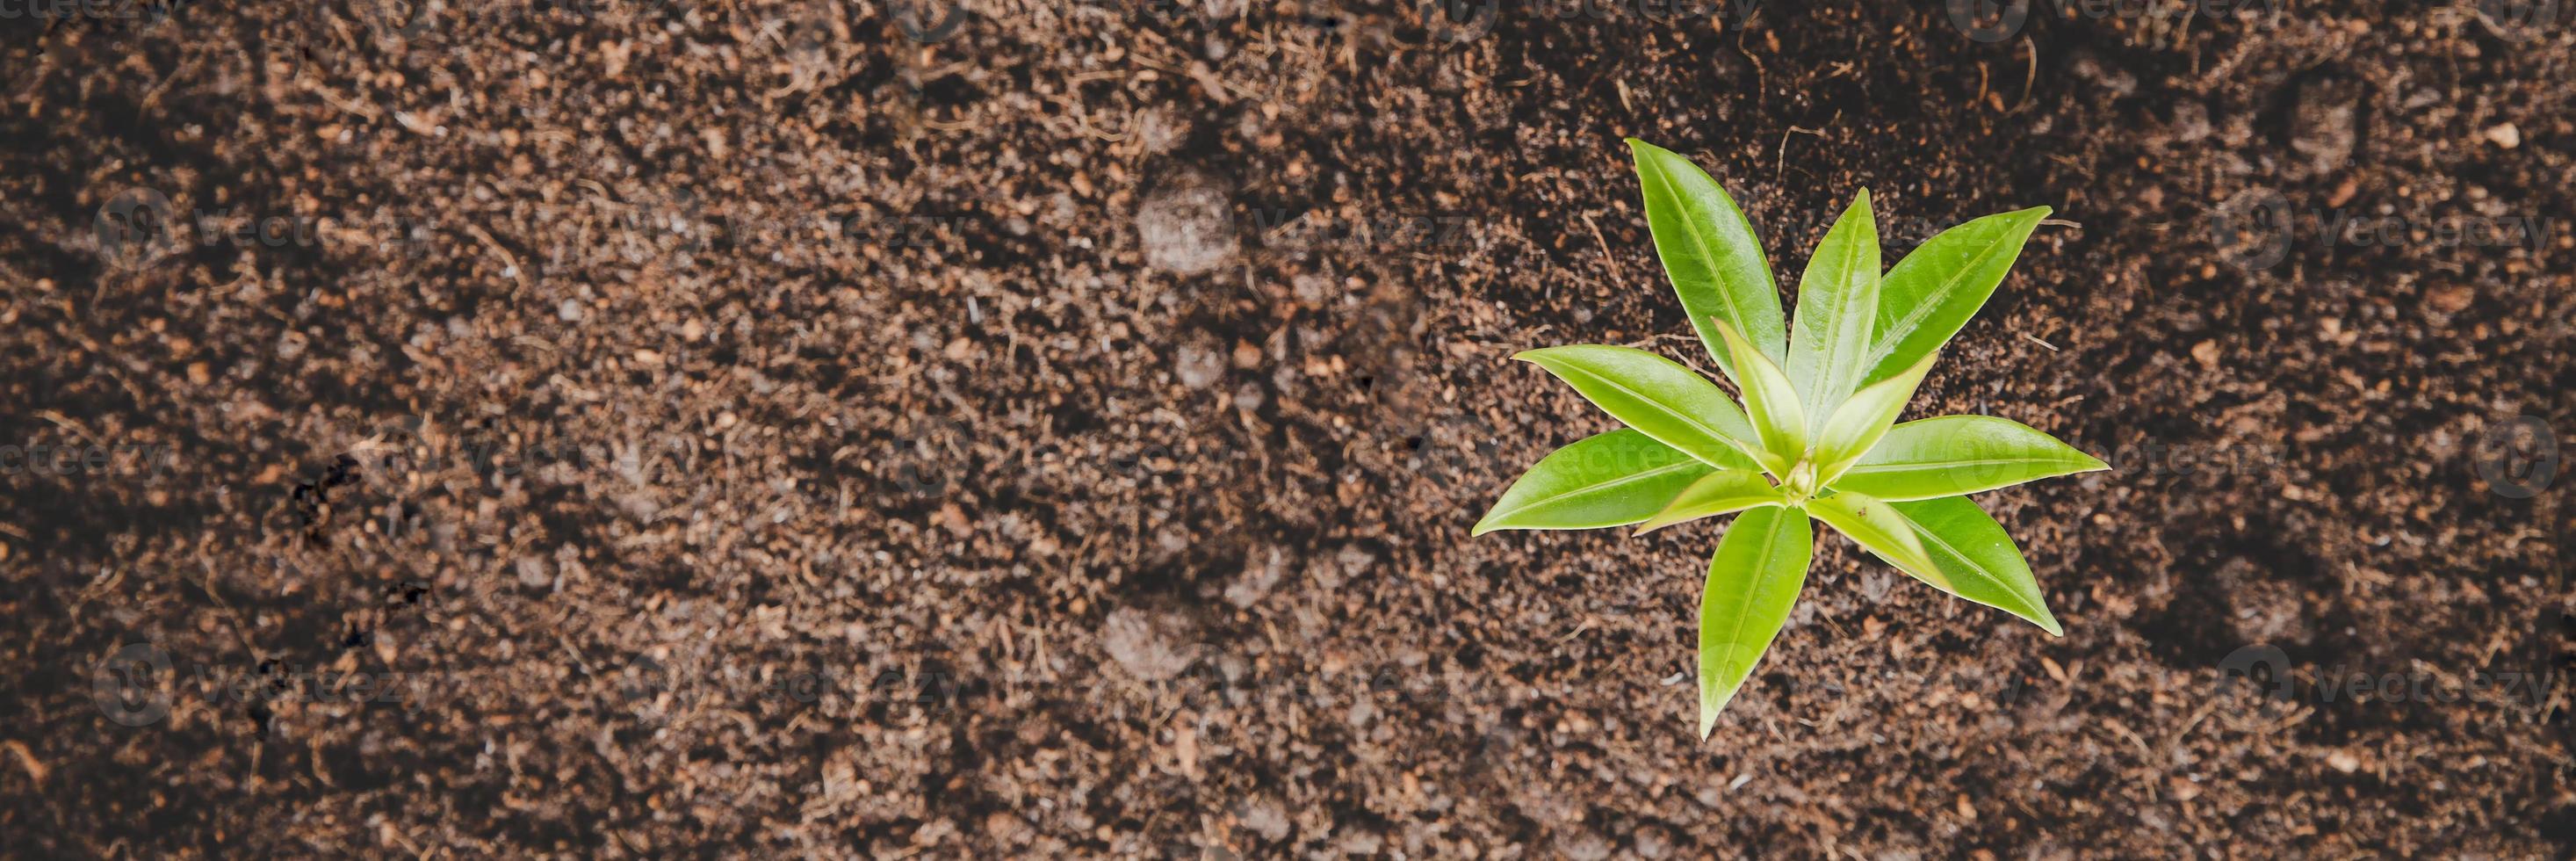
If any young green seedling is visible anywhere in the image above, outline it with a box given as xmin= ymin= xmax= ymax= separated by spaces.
xmin=1476 ymin=139 xmax=2107 ymax=738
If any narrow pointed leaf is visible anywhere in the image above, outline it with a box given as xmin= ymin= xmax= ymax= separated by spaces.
xmin=1887 ymin=496 xmax=2062 ymax=635
xmin=1627 ymin=138 xmax=1786 ymax=379
xmin=1805 ymin=490 xmax=1938 ymax=583
xmin=1786 ymin=190 xmax=1881 ymax=432
xmin=1859 ymin=206 xmax=2049 ymax=387
xmin=1697 ymin=506 xmax=1811 ymax=737
xmin=1829 ymin=416 xmax=2110 ymax=501
xmin=1475 ymin=429 xmax=1717 ymax=534
xmin=1712 ymin=321 xmax=1805 ymax=474
xmin=1513 ymin=344 xmax=1765 ymax=471
xmin=1634 ymin=468 xmax=1784 ymax=534
xmin=1811 ymin=350 xmax=1939 ymax=481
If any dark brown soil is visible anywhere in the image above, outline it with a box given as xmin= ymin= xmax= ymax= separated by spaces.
xmin=4 ymin=0 xmax=2571 ymax=857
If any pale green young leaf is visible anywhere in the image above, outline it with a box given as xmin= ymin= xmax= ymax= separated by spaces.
xmin=1805 ymin=490 xmax=1939 ymax=584
xmin=1474 ymin=429 xmax=1717 ymax=535
xmin=1634 ymin=468 xmax=1785 ymax=534
xmin=1887 ymin=496 xmax=2062 ymax=635
xmin=1627 ymin=138 xmax=1786 ymax=380
xmin=1786 ymin=190 xmax=1881 ymax=433
xmin=1811 ymin=350 xmax=1939 ymax=481
xmin=1858 ymin=206 xmax=2049 ymax=387
xmin=1697 ymin=506 xmax=1812 ymax=737
xmin=1513 ymin=345 xmax=1766 ymax=471
xmin=1711 ymin=321 xmax=1806 ymax=474
xmin=1829 ymin=416 xmax=2110 ymax=501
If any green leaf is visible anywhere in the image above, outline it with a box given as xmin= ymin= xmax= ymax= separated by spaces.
xmin=1805 ymin=490 xmax=1938 ymax=582
xmin=1513 ymin=344 xmax=1766 ymax=471
xmin=1634 ymin=468 xmax=1784 ymax=534
xmin=1859 ymin=206 xmax=2050 ymax=387
xmin=1711 ymin=321 xmax=1806 ymax=474
xmin=1627 ymin=138 xmax=1786 ymax=380
xmin=1887 ymin=496 xmax=2062 ymax=635
xmin=1811 ymin=350 xmax=1939 ymax=481
xmin=1474 ymin=430 xmax=1716 ymax=535
xmin=1697 ymin=505 xmax=1812 ymax=737
xmin=1786 ymin=190 xmax=1882 ymax=433
xmin=1829 ymin=416 xmax=2110 ymax=501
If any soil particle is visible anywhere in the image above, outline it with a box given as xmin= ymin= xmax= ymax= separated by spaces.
xmin=2291 ymin=76 xmax=2363 ymax=175
xmin=2170 ymin=101 xmax=2214 ymax=143
xmin=2481 ymin=122 xmax=2522 ymax=148
xmin=1555 ymin=828 xmax=1615 ymax=861
xmin=1225 ymin=546 xmax=1285 ymax=609
xmin=1632 ymin=824 xmax=1675 ymax=859
xmin=1137 ymin=170 xmax=1239 ymax=276
xmin=1176 ymin=340 xmax=1227 ymax=390
xmin=2218 ymin=559 xmax=2313 ymax=647
xmin=1241 ymin=795 xmax=1292 ymax=842
xmin=1101 ymin=608 xmax=1196 ymax=682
